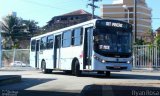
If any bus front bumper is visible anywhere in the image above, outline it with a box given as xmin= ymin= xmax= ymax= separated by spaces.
xmin=92 ymin=60 xmax=132 ymax=72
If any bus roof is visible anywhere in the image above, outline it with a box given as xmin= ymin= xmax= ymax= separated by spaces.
xmin=31 ymin=19 xmax=130 ymax=40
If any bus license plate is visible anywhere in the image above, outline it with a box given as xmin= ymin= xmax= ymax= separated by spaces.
xmin=114 ymin=66 xmax=121 ymax=69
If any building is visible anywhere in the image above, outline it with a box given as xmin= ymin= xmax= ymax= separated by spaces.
xmin=44 ymin=9 xmax=100 ymax=32
xmin=101 ymin=0 xmax=152 ymax=39
xmin=9 ymin=11 xmax=17 ymax=17
xmin=156 ymin=27 xmax=160 ymax=36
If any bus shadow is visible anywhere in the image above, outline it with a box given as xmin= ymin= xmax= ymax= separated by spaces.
xmin=52 ymin=71 xmax=110 ymax=78
xmin=82 ymin=72 xmax=160 ymax=80
xmin=51 ymin=71 xmax=160 ymax=80
xmin=111 ymin=73 xmax=160 ymax=80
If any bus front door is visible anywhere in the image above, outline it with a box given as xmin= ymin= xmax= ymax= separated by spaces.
xmin=35 ymin=40 xmax=40 ymax=68
xmin=83 ymin=27 xmax=93 ymax=69
xmin=54 ymin=35 xmax=61 ymax=69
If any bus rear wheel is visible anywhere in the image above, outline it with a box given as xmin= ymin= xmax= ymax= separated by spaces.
xmin=72 ymin=60 xmax=81 ymax=76
xmin=41 ymin=60 xmax=52 ymax=74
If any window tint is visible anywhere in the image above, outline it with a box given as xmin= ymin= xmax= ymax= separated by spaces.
xmin=47 ymin=35 xmax=54 ymax=49
xmin=40 ymin=36 xmax=47 ymax=50
xmin=31 ymin=40 xmax=36 ymax=51
xmin=62 ymin=30 xmax=72 ymax=47
xmin=55 ymin=35 xmax=61 ymax=48
xmin=73 ymin=28 xmax=83 ymax=46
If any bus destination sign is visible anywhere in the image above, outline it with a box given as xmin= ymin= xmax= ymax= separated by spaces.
xmin=96 ymin=20 xmax=131 ymax=29
xmin=106 ymin=22 xmax=123 ymax=27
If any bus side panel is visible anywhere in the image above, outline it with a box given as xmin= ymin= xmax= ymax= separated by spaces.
xmin=39 ymin=50 xmax=53 ymax=69
xmin=44 ymin=50 xmax=54 ymax=69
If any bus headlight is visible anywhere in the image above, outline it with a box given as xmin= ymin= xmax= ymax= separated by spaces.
xmin=127 ymin=61 xmax=132 ymax=64
xmin=102 ymin=60 xmax=106 ymax=63
xmin=94 ymin=55 xmax=106 ymax=63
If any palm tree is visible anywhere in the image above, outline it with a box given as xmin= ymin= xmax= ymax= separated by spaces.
xmin=1 ymin=15 xmax=39 ymax=49
xmin=1 ymin=15 xmax=21 ymax=48
xmin=22 ymin=20 xmax=39 ymax=37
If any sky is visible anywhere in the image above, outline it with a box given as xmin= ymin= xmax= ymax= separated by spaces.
xmin=0 ymin=0 xmax=160 ymax=31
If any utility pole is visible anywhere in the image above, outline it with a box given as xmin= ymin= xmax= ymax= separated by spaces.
xmin=134 ymin=0 xmax=137 ymax=43
xmin=0 ymin=29 xmax=4 ymax=68
xmin=87 ymin=0 xmax=102 ymax=19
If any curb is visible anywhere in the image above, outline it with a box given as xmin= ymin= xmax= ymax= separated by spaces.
xmin=0 ymin=75 xmax=21 ymax=86
xmin=132 ymin=69 xmax=160 ymax=73
xmin=0 ymin=67 xmax=36 ymax=71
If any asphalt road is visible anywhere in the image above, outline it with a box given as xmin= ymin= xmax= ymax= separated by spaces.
xmin=0 ymin=70 xmax=160 ymax=96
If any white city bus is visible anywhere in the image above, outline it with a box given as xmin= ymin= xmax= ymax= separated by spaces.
xmin=30 ymin=19 xmax=132 ymax=77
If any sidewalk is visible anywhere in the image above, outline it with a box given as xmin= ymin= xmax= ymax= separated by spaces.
xmin=0 ymin=66 xmax=36 ymax=71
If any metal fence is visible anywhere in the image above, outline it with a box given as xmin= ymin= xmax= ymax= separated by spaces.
xmin=1 ymin=46 xmax=160 ymax=69
xmin=2 ymin=49 xmax=30 ymax=67
xmin=133 ymin=45 xmax=160 ymax=69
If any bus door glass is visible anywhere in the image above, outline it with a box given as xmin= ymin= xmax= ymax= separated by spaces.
xmin=83 ymin=27 xmax=93 ymax=69
xmin=54 ymin=35 xmax=61 ymax=69
xmin=35 ymin=40 xmax=40 ymax=68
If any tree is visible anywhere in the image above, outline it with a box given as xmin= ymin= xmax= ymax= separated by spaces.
xmin=144 ymin=27 xmax=154 ymax=44
xmin=134 ymin=38 xmax=146 ymax=45
xmin=1 ymin=15 xmax=21 ymax=48
xmin=135 ymin=28 xmax=154 ymax=45
xmin=154 ymin=34 xmax=160 ymax=45
xmin=1 ymin=15 xmax=39 ymax=49
xmin=22 ymin=20 xmax=39 ymax=36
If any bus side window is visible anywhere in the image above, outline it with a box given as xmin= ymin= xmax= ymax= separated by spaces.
xmin=73 ymin=28 xmax=83 ymax=46
xmin=31 ymin=40 xmax=36 ymax=51
xmin=62 ymin=30 xmax=72 ymax=48
xmin=47 ymin=35 xmax=54 ymax=49
xmin=40 ymin=36 xmax=47 ymax=50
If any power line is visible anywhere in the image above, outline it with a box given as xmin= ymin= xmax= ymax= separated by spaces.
xmin=20 ymin=0 xmax=92 ymax=14
xmin=21 ymin=0 xmax=69 ymax=11
xmin=102 ymin=16 xmax=160 ymax=19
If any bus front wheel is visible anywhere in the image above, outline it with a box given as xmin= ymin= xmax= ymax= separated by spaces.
xmin=105 ymin=71 xmax=111 ymax=77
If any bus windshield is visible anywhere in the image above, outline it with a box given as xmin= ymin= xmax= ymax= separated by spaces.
xmin=93 ymin=28 xmax=132 ymax=57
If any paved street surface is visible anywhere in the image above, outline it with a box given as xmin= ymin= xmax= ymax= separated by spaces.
xmin=0 ymin=69 xmax=160 ymax=96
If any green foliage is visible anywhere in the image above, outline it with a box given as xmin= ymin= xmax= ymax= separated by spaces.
xmin=134 ymin=38 xmax=146 ymax=45
xmin=1 ymin=15 xmax=39 ymax=49
xmin=22 ymin=20 xmax=39 ymax=36
xmin=12 ymin=43 xmax=20 ymax=49
xmin=154 ymin=34 xmax=160 ymax=45
xmin=134 ymin=28 xmax=154 ymax=46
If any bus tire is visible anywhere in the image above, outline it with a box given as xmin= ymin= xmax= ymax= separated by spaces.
xmin=72 ymin=60 xmax=81 ymax=76
xmin=97 ymin=71 xmax=104 ymax=74
xmin=41 ymin=60 xmax=47 ymax=73
xmin=75 ymin=60 xmax=81 ymax=76
xmin=64 ymin=70 xmax=72 ymax=74
xmin=47 ymin=69 xmax=53 ymax=73
xmin=41 ymin=60 xmax=52 ymax=74
xmin=105 ymin=71 xmax=111 ymax=77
